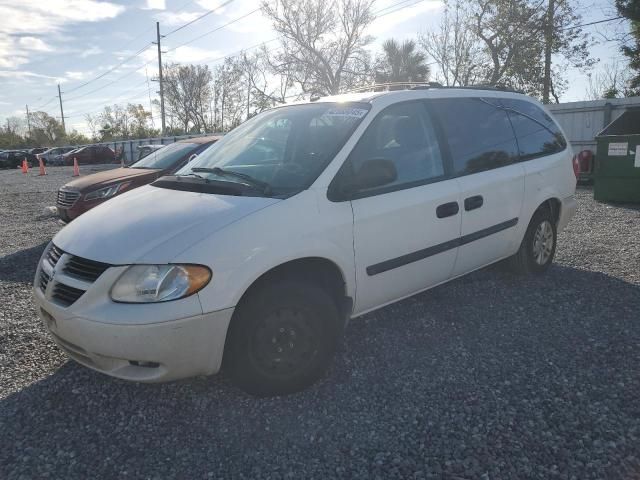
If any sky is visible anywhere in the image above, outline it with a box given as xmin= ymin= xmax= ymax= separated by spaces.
xmin=0 ymin=0 xmax=629 ymax=136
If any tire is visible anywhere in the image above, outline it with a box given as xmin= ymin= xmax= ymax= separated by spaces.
xmin=509 ymin=206 xmax=557 ymax=274
xmin=225 ymin=281 xmax=342 ymax=396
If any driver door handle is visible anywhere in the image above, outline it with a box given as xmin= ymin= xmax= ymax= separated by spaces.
xmin=436 ymin=201 xmax=459 ymax=218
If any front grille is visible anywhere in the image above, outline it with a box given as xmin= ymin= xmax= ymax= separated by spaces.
xmin=47 ymin=244 xmax=63 ymax=266
xmin=63 ymin=255 xmax=110 ymax=282
xmin=39 ymin=270 xmax=51 ymax=291
xmin=57 ymin=189 xmax=80 ymax=208
xmin=52 ymin=283 xmax=86 ymax=307
xmin=40 ymin=243 xmax=111 ymax=307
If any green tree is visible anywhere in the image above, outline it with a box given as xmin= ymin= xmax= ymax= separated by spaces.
xmin=375 ymin=39 xmax=430 ymax=84
xmin=616 ymin=0 xmax=640 ymax=94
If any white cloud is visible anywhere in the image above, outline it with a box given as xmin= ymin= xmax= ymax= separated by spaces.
xmin=18 ymin=37 xmax=52 ymax=52
xmin=0 ymin=1 xmax=125 ymax=35
xmin=0 ymin=1 xmax=125 ymax=72
xmin=369 ymin=0 xmax=444 ymax=36
xmin=162 ymin=45 xmax=224 ymax=64
xmin=80 ymin=46 xmax=103 ymax=58
xmin=65 ymin=71 xmax=87 ymax=80
xmin=155 ymin=10 xmax=202 ymax=26
xmin=196 ymin=0 xmax=230 ymax=12
xmin=143 ymin=0 xmax=166 ymax=10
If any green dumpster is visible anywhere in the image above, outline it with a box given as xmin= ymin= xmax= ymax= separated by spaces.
xmin=594 ymin=108 xmax=640 ymax=203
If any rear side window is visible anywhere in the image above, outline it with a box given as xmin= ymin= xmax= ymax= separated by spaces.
xmin=502 ymin=99 xmax=567 ymax=160
xmin=429 ymin=97 xmax=519 ymax=175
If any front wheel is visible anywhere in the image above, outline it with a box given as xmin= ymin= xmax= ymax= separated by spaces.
xmin=224 ymin=281 xmax=342 ymax=396
xmin=509 ymin=207 xmax=557 ymax=274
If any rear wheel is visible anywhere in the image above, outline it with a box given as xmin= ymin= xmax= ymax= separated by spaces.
xmin=225 ymin=281 xmax=341 ymax=396
xmin=509 ymin=206 xmax=557 ymax=274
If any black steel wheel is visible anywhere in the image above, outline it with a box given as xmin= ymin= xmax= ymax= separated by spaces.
xmin=225 ymin=280 xmax=342 ymax=396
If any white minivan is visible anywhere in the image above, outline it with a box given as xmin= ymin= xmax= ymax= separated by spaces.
xmin=34 ymin=86 xmax=577 ymax=396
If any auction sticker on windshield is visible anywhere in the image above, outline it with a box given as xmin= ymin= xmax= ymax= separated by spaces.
xmin=323 ymin=108 xmax=368 ymax=118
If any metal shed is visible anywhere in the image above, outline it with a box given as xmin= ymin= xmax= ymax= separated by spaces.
xmin=547 ymin=96 xmax=640 ymax=154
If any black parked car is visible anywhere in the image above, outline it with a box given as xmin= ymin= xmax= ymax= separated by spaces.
xmin=0 ymin=150 xmax=37 ymax=169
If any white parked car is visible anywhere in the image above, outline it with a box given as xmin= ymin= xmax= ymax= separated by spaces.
xmin=39 ymin=146 xmax=76 ymax=165
xmin=34 ymin=86 xmax=577 ymax=396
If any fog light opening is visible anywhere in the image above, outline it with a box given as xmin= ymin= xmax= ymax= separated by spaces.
xmin=129 ymin=360 xmax=160 ymax=368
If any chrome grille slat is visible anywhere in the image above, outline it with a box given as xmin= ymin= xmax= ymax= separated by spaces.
xmin=40 ymin=243 xmax=111 ymax=307
xmin=52 ymin=283 xmax=85 ymax=307
xmin=39 ymin=270 xmax=51 ymax=292
xmin=47 ymin=244 xmax=63 ymax=266
xmin=56 ymin=189 xmax=80 ymax=208
xmin=63 ymin=257 xmax=110 ymax=282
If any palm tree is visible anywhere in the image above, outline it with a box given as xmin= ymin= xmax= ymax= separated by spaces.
xmin=375 ymin=39 xmax=430 ymax=85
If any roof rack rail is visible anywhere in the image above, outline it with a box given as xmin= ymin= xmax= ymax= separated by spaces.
xmin=322 ymin=81 xmax=524 ymax=98
xmin=345 ymin=82 xmax=443 ymax=94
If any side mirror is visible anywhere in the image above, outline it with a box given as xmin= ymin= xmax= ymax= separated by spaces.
xmin=188 ymin=154 xmax=198 ymax=162
xmin=354 ymin=158 xmax=397 ymax=190
xmin=328 ymin=158 xmax=398 ymax=201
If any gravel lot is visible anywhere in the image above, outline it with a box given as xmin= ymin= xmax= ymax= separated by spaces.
xmin=1 ymin=167 xmax=639 ymax=479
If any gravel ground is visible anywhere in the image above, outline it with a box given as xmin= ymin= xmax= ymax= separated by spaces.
xmin=1 ymin=167 xmax=639 ymax=479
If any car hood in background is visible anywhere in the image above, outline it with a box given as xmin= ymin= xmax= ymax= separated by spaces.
xmin=62 ymin=168 xmax=161 ymax=191
xmin=53 ymin=185 xmax=281 ymax=264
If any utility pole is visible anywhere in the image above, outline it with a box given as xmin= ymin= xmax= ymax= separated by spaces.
xmin=542 ymin=0 xmax=555 ymax=104
xmin=155 ymin=22 xmax=166 ymax=135
xmin=57 ymin=84 xmax=66 ymax=134
xmin=25 ymin=104 xmax=31 ymax=138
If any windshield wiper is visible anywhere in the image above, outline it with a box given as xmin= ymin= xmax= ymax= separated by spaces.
xmin=192 ymin=167 xmax=272 ymax=195
xmin=179 ymin=172 xmax=205 ymax=179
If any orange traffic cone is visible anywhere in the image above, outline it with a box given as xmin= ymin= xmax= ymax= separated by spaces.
xmin=21 ymin=158 xmax=28 ymax=174
xmin=38 ymin=157 xmax=47 ymax=176
xmin=72 ymin=157 xmax=80 ymax=177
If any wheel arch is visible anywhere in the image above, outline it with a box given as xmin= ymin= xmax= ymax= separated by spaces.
xmin=235 ymin=256 xmax=353 ymax=319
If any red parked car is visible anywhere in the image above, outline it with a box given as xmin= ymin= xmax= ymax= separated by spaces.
xmin=61 ymin=145 xmax=115 ymax=165
xmin=56 ymin=136 xmax=220 ymax=222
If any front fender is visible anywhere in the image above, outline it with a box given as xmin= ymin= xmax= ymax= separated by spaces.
xmin=176 ymin=190 xmax=356 ymax=314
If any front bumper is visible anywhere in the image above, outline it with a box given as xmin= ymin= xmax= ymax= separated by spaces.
xmin=33 ymin=245 xmax=234 ymax=382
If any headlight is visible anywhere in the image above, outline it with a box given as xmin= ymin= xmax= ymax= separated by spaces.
xmin=84 ymin=182 xmax=130 ymax=201
xmin=110 ymin=264 xmax=211 ymax=303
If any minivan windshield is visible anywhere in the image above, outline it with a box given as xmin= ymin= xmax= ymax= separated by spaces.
xmin=175 ymin=102 xmax=370 ymax=196
xmin=132 ymin=142 xmax=197 ymax=170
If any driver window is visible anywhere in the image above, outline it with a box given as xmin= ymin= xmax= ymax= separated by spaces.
xmin=349 ymin=101 xmax=445 ymax=193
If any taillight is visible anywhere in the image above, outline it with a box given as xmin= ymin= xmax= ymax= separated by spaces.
xmin=578 ymin=150 xmax=593 ymax=174
xmin=572 ymin=154 xmax=580 ymax=178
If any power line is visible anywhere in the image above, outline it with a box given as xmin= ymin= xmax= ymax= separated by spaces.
xmin=65 ymin=59 xmax=153 ymax=101
xmin=33 ymin=96 xmax=58 ymax=111
xmin=164 ymin=0 xmax=235 ymax=36
xmin=165 ymin=8 xmax=260 ymax=53
xmin=559 ymin=15 xmax=624 ymax=32
xmin=63 ymin=43 xmax=153 ymax=94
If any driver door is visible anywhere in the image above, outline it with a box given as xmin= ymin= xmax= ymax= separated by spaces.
xmin=344 ymin=101 xmax=461 ymax=314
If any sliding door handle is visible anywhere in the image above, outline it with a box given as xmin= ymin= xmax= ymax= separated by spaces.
xmin=436 ymin=201 xmax=459 ymax=218
xmin=464 ymin=195 xmax=484 ymax=211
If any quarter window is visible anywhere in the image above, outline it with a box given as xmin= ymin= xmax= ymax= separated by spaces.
xmin=429 ymin=97 xmax=519 ymax=175
xmin=502 ymin=99 xmax=567 ymax=160
xmin=348 ymin=101 xmax=445 ymax=193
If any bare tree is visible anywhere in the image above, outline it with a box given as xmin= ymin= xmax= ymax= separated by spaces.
xmin=29 ymin=112 xmax=64 ymax=144
xmin=261 ymin=0 xmax=375 ymax=95
xmin=163 ymin=63 xmax=214 ymax=132
xmin=586 ymin=60 xmax=633 ymax=99
xmin=468 ymin=0 xmax=595 ymax=101
xmin=212 ymin=58 xmax=247 ymax=132
xmin=419 ymin=1 xmax=487 ymax=86
xmin=240 ymin=47 xmax=296 ymax=111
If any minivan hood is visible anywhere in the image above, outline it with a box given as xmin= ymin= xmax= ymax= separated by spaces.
xmin=54 ymin=185 xmax=280 ymax=264
xmin=62 ymin=167 xmax=159 ymax=191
